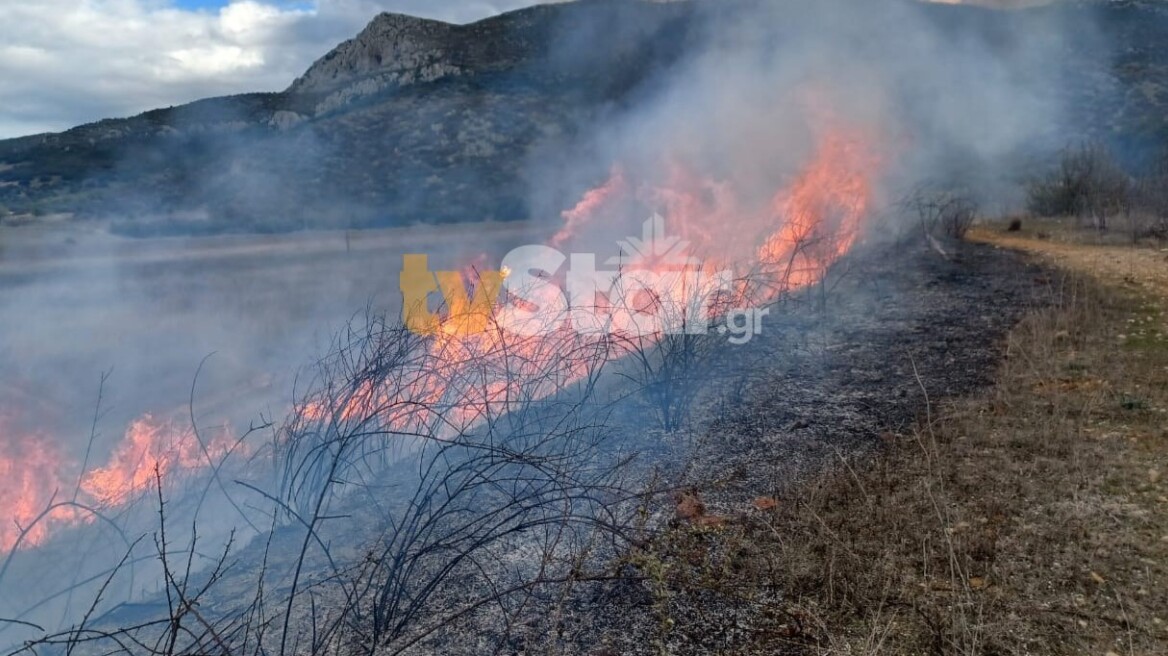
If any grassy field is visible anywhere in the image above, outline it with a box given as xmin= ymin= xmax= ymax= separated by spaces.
xmin=633 ymin=221 xmax=1168 ymax=654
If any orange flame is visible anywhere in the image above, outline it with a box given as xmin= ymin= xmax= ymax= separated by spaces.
xmin=0 ymin=412 xmax=238 ymax=553
xmin=80 ymin=415 xmax=235 ymax=507
xmin=299 ymin=109 xmax=883 ymax=439
xmin=759 ymin=126 xmax=877 ymax=288
xmin=554 ymin=164 xmax=628 ymax=248
xmin=3 ymin=103 xmax=884 ymax=556
xmin=0 ymin=423 xmax=72 ymax=552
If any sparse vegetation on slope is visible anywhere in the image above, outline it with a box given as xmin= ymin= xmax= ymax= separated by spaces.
xmin=2 ymin=0 xmax=1168 ymax=235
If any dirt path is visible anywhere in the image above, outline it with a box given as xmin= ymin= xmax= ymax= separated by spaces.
xmin=968 ymin=225 xmax=1168 ymax=299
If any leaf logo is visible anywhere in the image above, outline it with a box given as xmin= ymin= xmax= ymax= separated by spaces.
xmin=607 ymin=214 xmax=702 ymax=268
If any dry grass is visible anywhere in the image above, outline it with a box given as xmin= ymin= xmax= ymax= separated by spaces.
xmin=634 ymin=227 xmax=1168 ymax=655
xmin=968 ymin=221 xmax=1168 ymax=299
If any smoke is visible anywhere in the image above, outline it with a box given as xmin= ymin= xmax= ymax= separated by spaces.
xmin=527 ymin=0 xmax=1093 ymax=232
xmin=0 ymin=216 xmax=546 ymax=643
xmin=0 ymin=0 xmax=1109 ymax=644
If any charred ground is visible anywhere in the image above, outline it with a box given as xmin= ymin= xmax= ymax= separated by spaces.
xmin=522 ymin=236 xmax=1051 ymax=655
xmin=9 ymin=232 xmax=1053 ymax=656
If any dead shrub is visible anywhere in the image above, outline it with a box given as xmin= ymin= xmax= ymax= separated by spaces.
xmin=906 ymin=188 xmax=980 ymax=239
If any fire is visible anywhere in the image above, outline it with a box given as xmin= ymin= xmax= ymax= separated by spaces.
xmin=759 ymin=128 xmax=875 ymax=288
xmin=0 ymin=411 xmax=238 ymax=553
xmin=554 ymin=164 xmax=629 ymax=248
xmin=3 ymin=102 xmax=883 ymax=556
xmin=299 ymin=109 xmax=883 ymax=443
xmin=553 ymin=115 xmax=879 ymax=301
xmin=0 ymin=421 xmax=71 ymax=552
xmin=80 ymin=415 xmax=235 ymax=506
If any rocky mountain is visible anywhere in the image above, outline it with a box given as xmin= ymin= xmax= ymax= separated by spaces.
xmin=0 ymin=0 xmax=705 ymax=234
xmin=0 ymin=0 xmax=1166 ymax=236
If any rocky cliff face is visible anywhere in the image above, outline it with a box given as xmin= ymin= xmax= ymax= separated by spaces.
xmin=291 ymin=13 xmax=462 ymax=95
xmin=288 ymin=13 xmax=471 ymax=115
xmin=0 ymin=0 xmax=1165 ymax=235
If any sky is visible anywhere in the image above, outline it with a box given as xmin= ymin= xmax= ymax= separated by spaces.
xmin=0 ymin=0 xmax=1053 ymax=140
xmin=0 ymin=0 xmax=547 ymax=139
xmin=174 ymin=0 xmax=234 ymax=8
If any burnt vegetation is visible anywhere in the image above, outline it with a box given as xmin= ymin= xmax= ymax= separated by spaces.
xmin=906 ymin=187 xmax=980 ymax=241
xmin=1 ymin=316 xmax=645 ymax=655
xmin=7 ymin=137 xmax=1153 ymax=654
xmin=0 ymin=221 xmax=1054 ymax=655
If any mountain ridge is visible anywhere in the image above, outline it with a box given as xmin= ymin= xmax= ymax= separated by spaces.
xmin=0 ymin=0 xmax=1165 ymax=235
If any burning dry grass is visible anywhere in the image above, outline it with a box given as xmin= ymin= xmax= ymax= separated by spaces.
xmin=625 ymin=235 xmax=1168 ymax=654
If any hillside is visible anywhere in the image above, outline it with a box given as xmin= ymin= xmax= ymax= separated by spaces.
xmin=0 ymin=0 xmax=1166 ymax=235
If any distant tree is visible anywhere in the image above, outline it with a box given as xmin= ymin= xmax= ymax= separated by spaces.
xmin=1127 ymin=147 xmax=1168 ymax=240
xmin=1027 ymin=142 xmax=1131 ymax=230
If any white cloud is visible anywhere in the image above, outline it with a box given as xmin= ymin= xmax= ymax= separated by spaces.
xmin=0 ymin=0 xmax=547 ymax=139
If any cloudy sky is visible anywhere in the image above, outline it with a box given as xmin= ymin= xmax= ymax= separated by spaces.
xmin=0 ymin=0 xmax=1051 ymax=140
xmin=0 ymin=0 xmax=548 ymax=139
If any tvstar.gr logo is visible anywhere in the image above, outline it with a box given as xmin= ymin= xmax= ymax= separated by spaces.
xmin=400 ymin=215 xmax=770 ymax=344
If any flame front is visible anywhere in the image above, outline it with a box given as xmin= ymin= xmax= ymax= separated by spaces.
xmin=0 ymin=420 xmax=70 ymax=551
xmin=80 ymin=415 xmax=235 ymax=507
xmin=0 ymin=413 xmax=237 ymax=553
xmin=760 ymin=128 xmax=876 ymax=288
xmin=554 ymin=113 xmax=879 ymax=302
xmin=2 ymin=109 xmax=883 ymax=555
xmin=299 ymin=110 xmax=883 ymax=441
